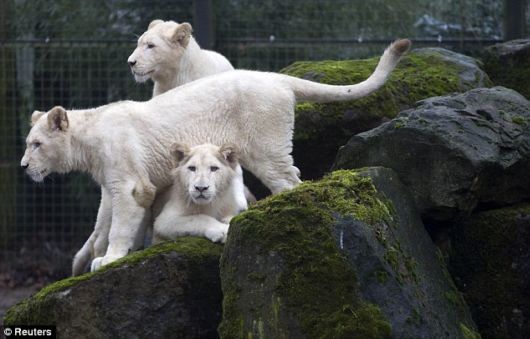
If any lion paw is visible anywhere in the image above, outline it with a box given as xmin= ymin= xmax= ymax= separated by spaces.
xmin=205 ymin=224 xmax=229 ymax=243
xmin=90 ymin=255 xmax=122 ymax=272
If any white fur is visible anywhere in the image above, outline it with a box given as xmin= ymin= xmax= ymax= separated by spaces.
xmin=20 ymin=39 xmax=410 ymax=273
xmin=152 ymin=143 xmax=246 ymax=244
xmin=127 ymin=20 xmax=233 ymax=97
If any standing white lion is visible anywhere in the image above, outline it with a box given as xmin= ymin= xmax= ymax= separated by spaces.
xmin=152 ymin=143 xmax=247 ymax=245
xmin=21 ymin=39 xmax=411 ymax=274
xmin=128 ymin=19 xmax=256 ymax=205
xmin=127 ymin=19 xmax=234 ymax=97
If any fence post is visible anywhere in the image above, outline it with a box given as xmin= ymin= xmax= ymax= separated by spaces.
xmin=193 ymin=0 xmax=214 ymax=49
xmin=503 ymin=0 xmax=528 ymax=40
xmin=0 ymin=0 xmax=17 ymax=253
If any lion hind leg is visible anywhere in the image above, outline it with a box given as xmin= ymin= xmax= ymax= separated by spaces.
xmin=72 ymin=238 xmax=93 ymax=276
xmin=242 ymin=155 xmax=301 ymax=194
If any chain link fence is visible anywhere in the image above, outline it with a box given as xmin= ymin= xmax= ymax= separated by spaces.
xmin=0 ymin=0 xmax=527 ymax=280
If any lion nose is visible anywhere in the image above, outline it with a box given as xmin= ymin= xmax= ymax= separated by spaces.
xmin=128 ymin=60 xmax=137 ymax=67
xmin=195 ymin=186 xmax=209 ymax=193
xmin=21 ymin=163 xmax=28 ymax=169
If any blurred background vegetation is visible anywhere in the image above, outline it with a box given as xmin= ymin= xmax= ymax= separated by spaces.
xmin=0 ymin=0 xmax=528 ymax=278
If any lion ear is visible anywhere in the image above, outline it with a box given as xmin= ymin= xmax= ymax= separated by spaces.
xmin=31 ymin=110 xmax=46 ymax=126
xmin=170 ymin=143 xmax=190 ymax=163
xmin=172 ymin=22 xmax=192 ymax=47
xmin=220 ymin=144 xmax=238 ymax=165
xmin=47 ymin=106 xmax=69 ymax=131
xmin=148 ymin=19 xmax=164 ymax=30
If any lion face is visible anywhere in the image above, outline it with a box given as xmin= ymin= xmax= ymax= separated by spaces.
xmin=171 ymin=143 xmax=239 ymax=205
xmin=20 ymin=106 xmax=71 ymax=182
xmin=127 ymin=20 xmax=192 ymax=83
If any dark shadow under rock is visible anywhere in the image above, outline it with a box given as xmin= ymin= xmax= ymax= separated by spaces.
xmin=449 ymin=203 xmax=530 ymax=339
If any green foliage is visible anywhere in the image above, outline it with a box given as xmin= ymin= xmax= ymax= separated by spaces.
xmin=13 ymin=0 xmax=193 ymax=39
xmin=216 ymin=0 xmax=419 ymax=40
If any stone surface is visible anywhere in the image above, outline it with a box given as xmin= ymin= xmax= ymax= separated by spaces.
xmin=334 ymin=87 xmax=530 ymax=222
xmin=449 ymin=203 xmax=530 ymax=339
xmin=219 ymin=168 xmax=478 ymax=339
xmin=4 ymin=238 xmax=223 ymax=339
xmin=483 ymin=39 xmax=530 ymax=99
xmin=280 ymin=47 xmax=492 ymax=181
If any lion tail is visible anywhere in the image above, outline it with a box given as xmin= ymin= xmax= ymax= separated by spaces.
xmin=285 ymin=39 xmax=411 ymax=103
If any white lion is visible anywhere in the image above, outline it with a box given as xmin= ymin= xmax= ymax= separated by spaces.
xmin=128 ymin=19 xmax=255 ymax=204
xmin=152 ymin=143 xmax=247 ymax=245
xmin=20 ymin=39 xmax=411 ymax=274
xmin=127 ymin=19 xmax=233 ymax=97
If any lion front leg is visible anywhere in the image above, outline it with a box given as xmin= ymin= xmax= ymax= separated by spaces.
xmin=91 ymin=178 xmax=155 ymax=272
xmin=154 ymin=211 xmax=229 ymax=244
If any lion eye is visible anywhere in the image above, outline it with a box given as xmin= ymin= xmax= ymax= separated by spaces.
xmin=188 ymin=166 xmax=196 ymax=172
xmin=147 ymin=43 xmax=155 ymax=49
xmin=32 ymin=142 xmax=42 ymax=150
xmin=210 ymin=166 xmax=219 ymax=172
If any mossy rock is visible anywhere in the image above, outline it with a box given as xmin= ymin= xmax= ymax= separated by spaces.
xmin=281 ymin=47 xmax=492 ymax=180
xmin=482 ymin=39 xmax=530 ymax=99
xmin=219 ymin=167 xmax=477 ymax=338
xmin=4 ymin=237 xmax=223 ymax=339
xmin=449 ymin=203 xmax=530 ymax=339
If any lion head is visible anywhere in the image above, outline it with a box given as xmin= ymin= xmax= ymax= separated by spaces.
xmin=127 ymin=19 xmax=193 ymax=83
xmin=170 ymin=143 xmax=240 ymax=205
xmin=20 ymin=106 xmax=72 ymax=182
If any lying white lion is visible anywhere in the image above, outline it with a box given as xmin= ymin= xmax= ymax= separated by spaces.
xmin=152 ymin=143 xmax=247 ymax=244
xmin=127 ymin=19 xmax=233 ymax=97
xmin=21 ymin=39 xmax=411 ymax=274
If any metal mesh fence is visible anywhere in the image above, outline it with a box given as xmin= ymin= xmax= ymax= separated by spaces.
xmin=0 ymin=0 xmax=527 ymax=277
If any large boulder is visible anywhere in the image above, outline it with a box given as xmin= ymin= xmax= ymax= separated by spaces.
xmin=281 ymin=47 xmax=492 ymax=180
xmin=219 ymin=168 xmax=478 ymax=339
xmin=334 ymin=87 xmax=530 ymax=222
xmin=3 ymin=238 xmax=223 ymax=339
xmin=449 ymin=203 xmax=530 ymax=339
xmin=483 ymin=39 xmax=530 ymax=99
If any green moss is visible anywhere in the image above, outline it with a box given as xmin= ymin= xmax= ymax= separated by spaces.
xmin=394 ymin=121 xmax=405 ymax=129
xmin=391 ymin=116 xmax=410 ymax=129
xmin=375 ymin=270 xmax=389 ymax=284
xmin=232 ymin=170 xmax=393 ymax=228
xmin=450 ymin=203 xmax=530 ymax=338
xmin=445 ymin=290 xmax=464 ymax=307
xmin=247 ymin=272 xmax=266 ymax=282
xmin=317 ymin=303 xmax=391 ymax=339
xmin=220 ymin=170 xmax=392 ymax=338
xmin=4 ymin=237 xmax=222 ymax=325
xmin=460 ymin=323 xmax=481 ymax=339
xmin=511 ymin=114 xmax=526 ymax=126
xmin=282 ymin=50 xmax=490 ymax=179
